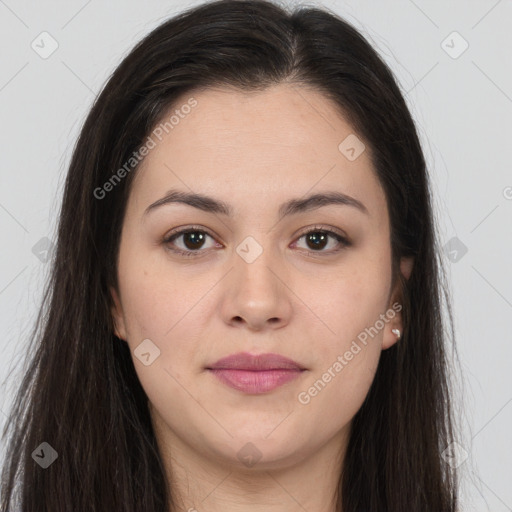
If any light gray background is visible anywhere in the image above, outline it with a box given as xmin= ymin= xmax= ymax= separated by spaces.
xmin=0 ymin=0 xmax=511 ymax=510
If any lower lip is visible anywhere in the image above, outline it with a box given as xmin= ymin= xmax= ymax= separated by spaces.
xmin=207 ymin=368 xmax=304 ymax=394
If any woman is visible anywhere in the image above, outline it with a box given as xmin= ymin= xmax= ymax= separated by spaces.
xmin=0 ymin=0 xmax=460 ymax=510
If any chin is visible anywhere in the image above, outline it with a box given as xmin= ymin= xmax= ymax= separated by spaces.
xmin=205 ymin=429 xmax=310 ymax=471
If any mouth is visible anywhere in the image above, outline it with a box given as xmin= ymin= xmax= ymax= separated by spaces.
xmin=205 ymin=352 xmax=306 ymax=394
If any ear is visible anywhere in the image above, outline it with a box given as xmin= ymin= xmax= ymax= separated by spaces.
xmin=382 ymin=256 xmax=414 ymax=350
xmin=110 ymin=286 xmax=127 ymax=341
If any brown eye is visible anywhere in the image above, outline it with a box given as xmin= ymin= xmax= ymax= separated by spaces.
xmin=163 ymin=225 xmax=350 ymax=258
xmin=179 ymin=231 xmax=207 ymax=250
xmin=304 ymin=231 xmax=329 ymax=251
xmin=163 ymin=227 xmax=218 ymax=257
xmin=294 ymin=227 xmax=350 ymax=254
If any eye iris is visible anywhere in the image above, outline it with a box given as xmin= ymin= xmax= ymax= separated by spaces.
xmin=183 ymin=231 xmax=205 ymax=250
xmin=175 ymin=230 xmax=336 ymax=253
xmin=306 ymin=232 xmax=328 ymax=250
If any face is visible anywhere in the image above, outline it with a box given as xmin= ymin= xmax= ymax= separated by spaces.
xmin=111 ymin=83 xmax=413 ymax=471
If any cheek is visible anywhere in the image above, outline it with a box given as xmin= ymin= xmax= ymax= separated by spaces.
xmin=117 ymin=266 xmax=208 ymax=417
xmin=295 ymin=256 xmax=390 ymax=412
xmin=119 ymin=274 xmax=171 ymax=341
xmin=117 ymin=248 xmax=217 ymax=379
xmin=295 ymin=270 xmax=388 ymax=425
xmin=117 ymin=241 xmax=199 ymax=339
xmin=306 ymin=263 xmax=390 ymax=353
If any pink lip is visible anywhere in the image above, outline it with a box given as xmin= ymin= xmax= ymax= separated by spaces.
xmin=206 ymin=352 xmax=306 ymax=394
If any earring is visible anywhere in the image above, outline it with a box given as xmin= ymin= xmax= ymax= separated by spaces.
xmin=391 ymin=328 xmax=401 ymax=340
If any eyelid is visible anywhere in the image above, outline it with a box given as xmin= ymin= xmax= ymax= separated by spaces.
xmin=294 ymin=224 xmax=348 ymax=241
xmin=164 ymin=224 xmax=216 ymax=240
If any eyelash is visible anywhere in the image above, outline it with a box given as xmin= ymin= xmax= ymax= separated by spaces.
xmin=162 ymin=224 xmax=351 ymax=258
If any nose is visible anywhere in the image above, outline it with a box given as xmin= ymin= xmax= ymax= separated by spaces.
xmin=220 ymin=244 xmax=293 ymax=332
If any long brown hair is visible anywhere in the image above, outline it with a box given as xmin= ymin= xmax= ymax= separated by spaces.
xmin=1 ymin=0 xmax=460 ymax=510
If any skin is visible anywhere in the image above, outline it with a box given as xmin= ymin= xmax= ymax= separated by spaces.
xmin=111 ymin=83 xmax=413 ymax=512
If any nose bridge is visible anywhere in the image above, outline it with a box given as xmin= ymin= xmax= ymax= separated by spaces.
xmin=234 ymin=232 xmax=281 ymax=298
xmin=222 ymin=231 xmax=292 ymax=329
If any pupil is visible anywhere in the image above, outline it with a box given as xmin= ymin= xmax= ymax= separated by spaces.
xmin=182 ymin=231 xmax=328 ymax=251
xmin=184 ymin=232 xmax=204 ymax=249
xmin=307 ymin=232 xmax=327 ymax=250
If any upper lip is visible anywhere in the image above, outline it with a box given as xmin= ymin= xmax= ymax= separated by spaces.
xmin=207 ymin=352 xmax=306 ymax=371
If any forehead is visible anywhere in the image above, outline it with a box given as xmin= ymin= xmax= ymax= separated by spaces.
xmin=147 ymin=83 xmax=364 ymax=160
xmin=129 ymin=84 xmax=387 ymax=222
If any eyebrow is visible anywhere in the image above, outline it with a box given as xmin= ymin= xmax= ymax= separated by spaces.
xmin=143 ymin=188 xmax=369 ymax=220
